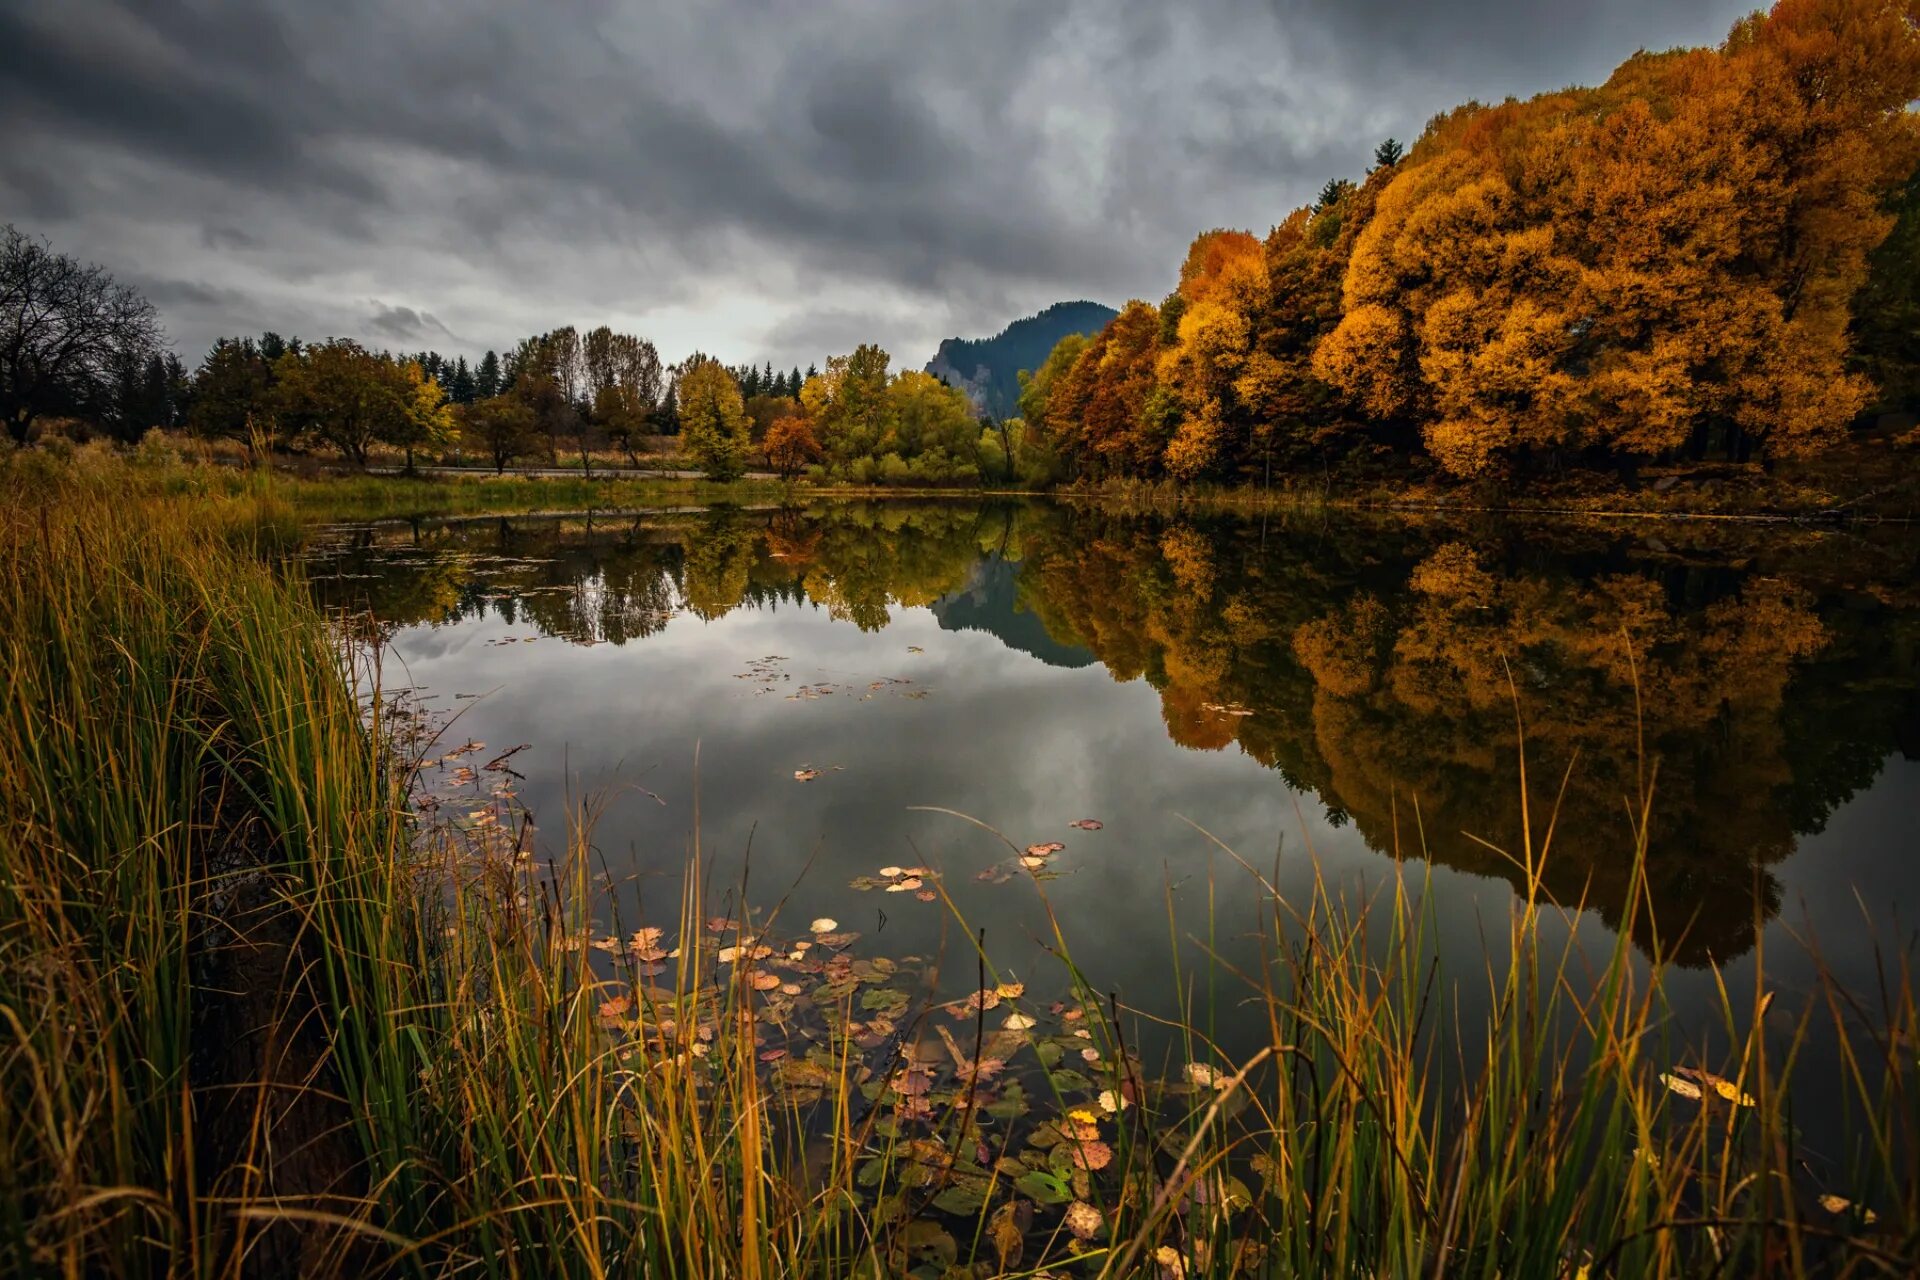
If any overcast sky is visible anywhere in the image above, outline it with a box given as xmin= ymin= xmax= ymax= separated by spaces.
xmin=0 ymin=0 xmax=1758 ymax=372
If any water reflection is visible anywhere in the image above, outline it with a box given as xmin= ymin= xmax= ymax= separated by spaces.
xmin=308 ymin=501 xmax=1920 ymax=971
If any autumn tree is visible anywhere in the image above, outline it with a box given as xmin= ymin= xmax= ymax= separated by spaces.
xmin=272 ymin=340 xmax=408 ymax=467
xmin=1047 ymin=301 xmax=1164 ymax=477
xmin=679 ymin=355 xmax=751 ymax=480
xmin=462 ymin=394 xmax=538 ymax=473
xmin=764 ymin=413 xmax=822 ymax=478
xmin=389 ymin=360 xmax=458 ymax=471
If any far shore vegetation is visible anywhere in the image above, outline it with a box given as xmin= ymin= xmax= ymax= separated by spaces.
xmin=7 ymin=1 xmax=1920 ymax=517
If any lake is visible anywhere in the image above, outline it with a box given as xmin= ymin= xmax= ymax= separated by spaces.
xmin=304 ymin=499 xmax=1919 ymax=1147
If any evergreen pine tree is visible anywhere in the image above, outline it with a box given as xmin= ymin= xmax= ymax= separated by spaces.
xmin=477 ymin=350 xmax=502 ymax=399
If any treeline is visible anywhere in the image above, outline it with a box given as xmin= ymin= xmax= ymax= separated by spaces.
xmin=182 ymin=326 xmax=827 ymax=474
xmin=669 ymin=342 xmax=997 ymax=484
xmin=1019 ymin=0 xmax=1920 ymax=485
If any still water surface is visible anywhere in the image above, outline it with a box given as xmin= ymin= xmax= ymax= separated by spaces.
xmin=306 ymin=500 xmax=1919 ymax=1133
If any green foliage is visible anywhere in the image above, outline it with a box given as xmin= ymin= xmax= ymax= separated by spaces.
xmin=679 ymin=355 xmax=752 ymax=481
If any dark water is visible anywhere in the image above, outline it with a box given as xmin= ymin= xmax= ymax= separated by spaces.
xmin=305 ymin=500 xmax=1919 ymax=1115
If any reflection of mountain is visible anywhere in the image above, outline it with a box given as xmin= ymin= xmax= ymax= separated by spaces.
xmin=931 ymin=556 xmax=1096 ymax=669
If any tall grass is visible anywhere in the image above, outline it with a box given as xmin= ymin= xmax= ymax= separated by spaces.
xmin=1 ymin=452 xmax=1913 ymax=1277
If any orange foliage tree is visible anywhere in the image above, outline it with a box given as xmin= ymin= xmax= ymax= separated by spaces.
xmin=763 ymin=414 xmax=822 ymax=479
xmin=1045 ymin=0 xmax=1920 ymax=484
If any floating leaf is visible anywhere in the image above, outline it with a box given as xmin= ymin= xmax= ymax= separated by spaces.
xmin=1154 ymin=1245 xmax=1186 ymax=1279
xmin=1671 ymin=1066 xmax=1754 ymax=1106
xmin=1025 ymin=842 xmax=1066 ymax=857
xmin=793 ymin=768 xmax=821 ymax=782
xmin=932 ymin=1181 xmax=989 ymax=1216
xmin=1064 ymin=1200 xmax=1103 ymax=1240
xmin=597 ymin=995 xmax=632 ymax=1020
xmin=1185 ymin=1062 xmax=1225 ymax=1089
xmin=748 ymin=971 xmax=781 ymax=991
xmin=1003 ymin=1012 xmax=1037 ymax=1031
xmin=878 ymin=865 xmax=905 ymax=878
xmin=1063 ymin=1138 xmax=1112 ymax=1171
xmin=1659 ymin=1072 xmax=1703 ymax=1101
xmin=884 ymin=877 xmax=924 ymax=892
xmin=1015 ymin=1168 xmax=1071 ymax=1205
xmin=1098 ymin=1089 xmax=1130 ymax=1114
xmin=1068 ymin=819 xmax=1103 ymax=831
xmin=809 ymin=917 xmax=839 ymax=934
xmin=1818 ymin=1194 xmax=1877 ymax=1223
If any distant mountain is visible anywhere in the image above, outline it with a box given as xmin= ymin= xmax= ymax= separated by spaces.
xmin=925 ymin=301 xmax=1118 ymax=419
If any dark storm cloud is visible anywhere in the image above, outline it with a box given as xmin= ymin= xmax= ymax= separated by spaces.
xmin=0 ymin=0 xmax=1756 ymax=368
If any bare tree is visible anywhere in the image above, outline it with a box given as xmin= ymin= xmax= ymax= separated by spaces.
xmin=1 ymin=225 xmax=163 ymax=443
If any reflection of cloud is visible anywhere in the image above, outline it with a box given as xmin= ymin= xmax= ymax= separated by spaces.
xmin=388 ymin=595 xmax=1382 ymax=1041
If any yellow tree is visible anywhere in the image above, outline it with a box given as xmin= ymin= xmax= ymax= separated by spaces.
xmin=678 ymin=356 xmax=751 ymax=481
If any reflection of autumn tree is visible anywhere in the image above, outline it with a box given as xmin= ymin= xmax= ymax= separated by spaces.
xmin=795 ymin=504 xmax=1013 ymax=631
xmin=1289 ymin=546 xmax=1841 ymax=960
xmin=1018 ymin=514 xmax=1911 ymax=964
xmin=680 ymin=510 xmax=760 ymax=621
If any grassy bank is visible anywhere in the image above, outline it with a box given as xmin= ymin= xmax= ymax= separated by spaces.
xmin=2 ymin=454 xmax=1915 ymax=1277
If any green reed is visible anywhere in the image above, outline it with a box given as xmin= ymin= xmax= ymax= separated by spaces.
xmin=1 ymin=451 xmax=1913 ymax=1277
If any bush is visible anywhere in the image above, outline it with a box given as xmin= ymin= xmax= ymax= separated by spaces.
xmin=877 ymin=452 xmax=911 ymax=485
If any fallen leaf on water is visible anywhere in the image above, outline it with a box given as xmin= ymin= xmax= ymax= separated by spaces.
xmin=1026 ymin=841 xmax=1066 ymax=857
xmin=809 ymin=917 xmax=838 ymax=934
xmin=1659 ymin=1072 xmax=1703 ymax=1101
xmin=1020 ymin=855 xmax=1048 ymax=870
xmin=748 ymin=971 xmax=781 ymax=991
xmin=1818 ymin=1194 xmax=1877 ymax=1223
xmin=1154 ymin=1246 xmax=1186 ymax=1279
xmin=758 ymin=1048 xmax=787 ymax=1062
xmin=1097 ymin=1089 xmax=1130 ymax=1114
xmin=883 ymin=876 xmax=924 ymax=892
xmin=1185 ymin=1061 xmax=1232 ymax=1089
xmin=989 ymin=1202 xmax=1026 ymax=1270
xmin=1672 ymin=1066 xmax=1754 ymax=1106
xmin=598 ymin=996 xmax=632 ymax=1020
xmin=878 ymin=865 xmax=904 ymax=878
xmin=1003 ymin=1012 xmax=1037 ymax=1031
xmin=996 ymin=980 xmax=1026 ymax=999
xmin=1064 ymin=1200 xmax=1103 ymax=1240
xmin=914 ymin=889 xmax=937 ymax=901
xmin=1068 ymin=819 xmax=1103 ymax=831
xmin=793 ymin=768 xmax=820 ymax=782
xmin=907 ymin=645 xmax=924 ymax=653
